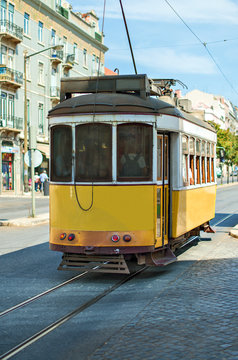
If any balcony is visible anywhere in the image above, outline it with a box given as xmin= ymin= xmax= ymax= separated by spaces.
xmin=0 ymin=20 xmax=23 ymax=44
xmin=0 ymin=115 xmax=23 ymax=130
xmin=50 ymin=50 xmax=64 ymax=65
xmin=63 ymin=54 xmax=75 ymax=70
xmin=50 ymin=86 xmax=60 ymax=105
xmin=95 ymin=32 xmax=102 ymax=43
xmin=56 ymin=4 xmax=69 ymax=19
xmin=0 ymin=66 xmax=23 ymax=90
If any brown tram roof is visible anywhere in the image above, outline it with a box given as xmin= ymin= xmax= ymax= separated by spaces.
xmin=48 ymin=92 xmax=215 ymax=133
xmin=48 ymin=74 xmax=215 ymax=133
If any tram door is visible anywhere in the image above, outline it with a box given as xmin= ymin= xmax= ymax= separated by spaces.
xmin=156 ymin=134 xmax=169 ymax=247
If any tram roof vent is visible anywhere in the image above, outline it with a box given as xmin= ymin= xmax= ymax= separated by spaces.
xmin=59 ymin=74 xmax=179 ymax=102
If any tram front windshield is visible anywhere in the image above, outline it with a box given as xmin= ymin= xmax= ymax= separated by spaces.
xmin=51 ymin=123 xmax=152 ymax=183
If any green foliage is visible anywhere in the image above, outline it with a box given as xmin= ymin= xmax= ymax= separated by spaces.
xmin=209 ymin=121 xmax=238 ymax=165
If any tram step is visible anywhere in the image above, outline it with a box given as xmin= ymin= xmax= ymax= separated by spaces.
xmin=58 ymin=253 xmax=130 ymax=274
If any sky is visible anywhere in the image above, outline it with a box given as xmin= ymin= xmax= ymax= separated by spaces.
xmin=69 ymin=0 xmax=238 ymax=106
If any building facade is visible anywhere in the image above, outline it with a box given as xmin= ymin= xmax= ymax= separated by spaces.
xmin=0 ymin=0 xmax=107 ymax=194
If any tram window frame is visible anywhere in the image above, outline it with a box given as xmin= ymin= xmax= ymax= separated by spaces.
xmin=207 ymin=142 xmax=211 ymax=183
xmin=182 ymin=135 xmax=189 ymax=186
xmin=75 ymin=123 xmax=112 ymax=182
xmin=201 ymin=141 xmax=206 ymax=183
xmin=117 ymin=123 xmax=153 ymax=182
xmin=195 ymin=139 xmax=201 ymax=184
xmin=157 ymin=135 xmax=163 ymax=181
xmin=211 ymin=143 xmax=215 ymax=182
xmin=164 ymin=136 xmax=169 ymax=181
xmin=189 ymin=137 xmax=195 ymax=185
xmin=50 ymin=125 xmax=73 ymax=182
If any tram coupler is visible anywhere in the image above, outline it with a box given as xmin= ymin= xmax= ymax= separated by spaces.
xmin=137 ymin=247 xmax=177 ymax=267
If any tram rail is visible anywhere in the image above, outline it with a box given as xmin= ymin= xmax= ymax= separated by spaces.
xmin=0 ymin=266 xmax=147 ymax=360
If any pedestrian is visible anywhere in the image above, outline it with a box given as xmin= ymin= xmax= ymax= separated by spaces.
xmin=39 ymin=170 xmax=48 ymax=192
xmin=34 ymin=172 xmax=40 ymax=191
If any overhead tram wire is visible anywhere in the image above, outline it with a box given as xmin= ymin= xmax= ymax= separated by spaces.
xmin=164 ymin=0 xmax=238 ymax=98
xmin=74 ymin=0 xmax=107 ymax=212
xmin=119 ymin=0 xmax=137 ymax=74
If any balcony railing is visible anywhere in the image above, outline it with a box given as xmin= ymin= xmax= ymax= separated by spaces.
xmin=0 ymin=20 xmax=23 ymax=43
xmin=0 ymin=115 xmax=23 ymax=130
xmin=63 ymin=54 xmax=75 ymax=70
xmin=0 ymin=66 xmax=23 ymax=89
xmin=65 ymin=54 xmax=75 ymax=65
xmin=51 ymin=50 xmax=64 ymax=63
xmin=50 ymin=86 xmax=60 ymax=98
xmin=56 ymin=4 xmax=69 ymax=19
xmin=95 ymin=32 xmax=102 ymax=43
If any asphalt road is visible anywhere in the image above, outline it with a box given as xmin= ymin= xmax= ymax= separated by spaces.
xmin=0 ymin=185 xmax=238 ymax=360
xmin=0 ymin=195 xmax=49 ymax=221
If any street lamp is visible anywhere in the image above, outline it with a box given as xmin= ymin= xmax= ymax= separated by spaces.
xmin=23 ymin=44 xmax=63 ymax=194
xmin=23 ymin=44 xmax=63 ymax=217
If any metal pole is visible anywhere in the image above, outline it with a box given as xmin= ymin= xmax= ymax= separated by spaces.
xmin=119 ymin=0 xmax=137 ymax=75
xmin=30 ymin=148 xmax=35 ymax=217
xmin=23 ymin=51 xmax=28 ymax=192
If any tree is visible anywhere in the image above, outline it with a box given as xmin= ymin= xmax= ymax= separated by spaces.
xmin=209 ymin=122 xmax=238 ymax=166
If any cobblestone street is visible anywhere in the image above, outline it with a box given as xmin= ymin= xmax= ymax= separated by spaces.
xmin=90 ymin=234 xmax=238 ymax=360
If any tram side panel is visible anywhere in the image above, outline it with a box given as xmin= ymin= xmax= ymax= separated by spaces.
xmin=171 ymin=186 xmax=216 ymax=238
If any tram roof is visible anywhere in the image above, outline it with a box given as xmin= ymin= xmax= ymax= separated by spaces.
xmin=48 ymin=75 xmax=215 ymax=133
xmin=49 ymin=92 xmax=215 ymax=133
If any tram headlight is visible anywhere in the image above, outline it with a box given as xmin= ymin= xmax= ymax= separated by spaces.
xmin=60 ymin=233 xmax=66 ymax=240
xmin=68 ymin=233 xmax=75 ymax=241
xmin=111 ymin=235 xmax=120 ymax=242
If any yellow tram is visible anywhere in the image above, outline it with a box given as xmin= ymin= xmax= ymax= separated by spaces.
xmin=48 ymin=75 xmax=216 ymax=273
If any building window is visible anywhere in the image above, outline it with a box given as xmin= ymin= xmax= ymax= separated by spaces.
xmin=24 ymin=12 xmax=30 ymax=35
xmin=75 ymin=123 xmax=112 ymax=182
xmin=1 ymin=92 xmax=7 ymax=126
xmin=1 ymin=0 xmax=7 ymax=23
xmin=38 ymin=103 xmax=44 ymax=134
xmin=63 ymin=36 xmax=67 ymax=57
xmin=73 ymin=43 xmax=78 ymax=62
xmin=8 ymin=3 xmax=14 ymax=24
xmin=0 ymin=45 xmax=7 ymax=64
xmin=38 ymin=21 xmax=43 ymax=42
xmin=83 ymin=48 xmax=87 ymax=67
xmin=38 ymin=62 xmax=44 ymax=85
xmin=51 ymin=29 xmax=56 ymax=46
xmin=117 ymin=123 xmax=152 ymax=181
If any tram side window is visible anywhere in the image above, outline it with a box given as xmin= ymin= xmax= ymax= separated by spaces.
xmin=157 ymin=135 xmax=162 ymax=181
xmin=211 ymin=143 xmax=215 ymax=182
xmin=207 ymin=142 xmax=211 ymax=182
xmin=201 ymin=141 xmax=206 ymax=183
xmin=182 ymin=135 xmax=189 ymax=186
xmin=189 ymin=137 xmax=195 ymax=185
xmin=51 ymin=125 xmax=72 ymax=182
xmin=196 ymin=139 xmax=201 ymax=184
xmin=75 ymin=123 xmax=112 ymax=182
xmin=117 ymin=123 xmax=152 ymax=181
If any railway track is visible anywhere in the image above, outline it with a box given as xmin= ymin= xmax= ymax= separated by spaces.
xmin=0 ymin=265 xmax=147 ymax=360
xmin=1 ymin=211 xmax=237 ymax=360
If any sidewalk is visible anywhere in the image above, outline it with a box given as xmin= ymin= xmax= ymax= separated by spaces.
xmin=0 ymin=212 xmax=49 ymax=227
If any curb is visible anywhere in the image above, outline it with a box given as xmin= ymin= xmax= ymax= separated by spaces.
xmin=0 ymin=213 xmax=49 ymax=227
xmin=229 ymin=225 xmax=238 ymax=239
